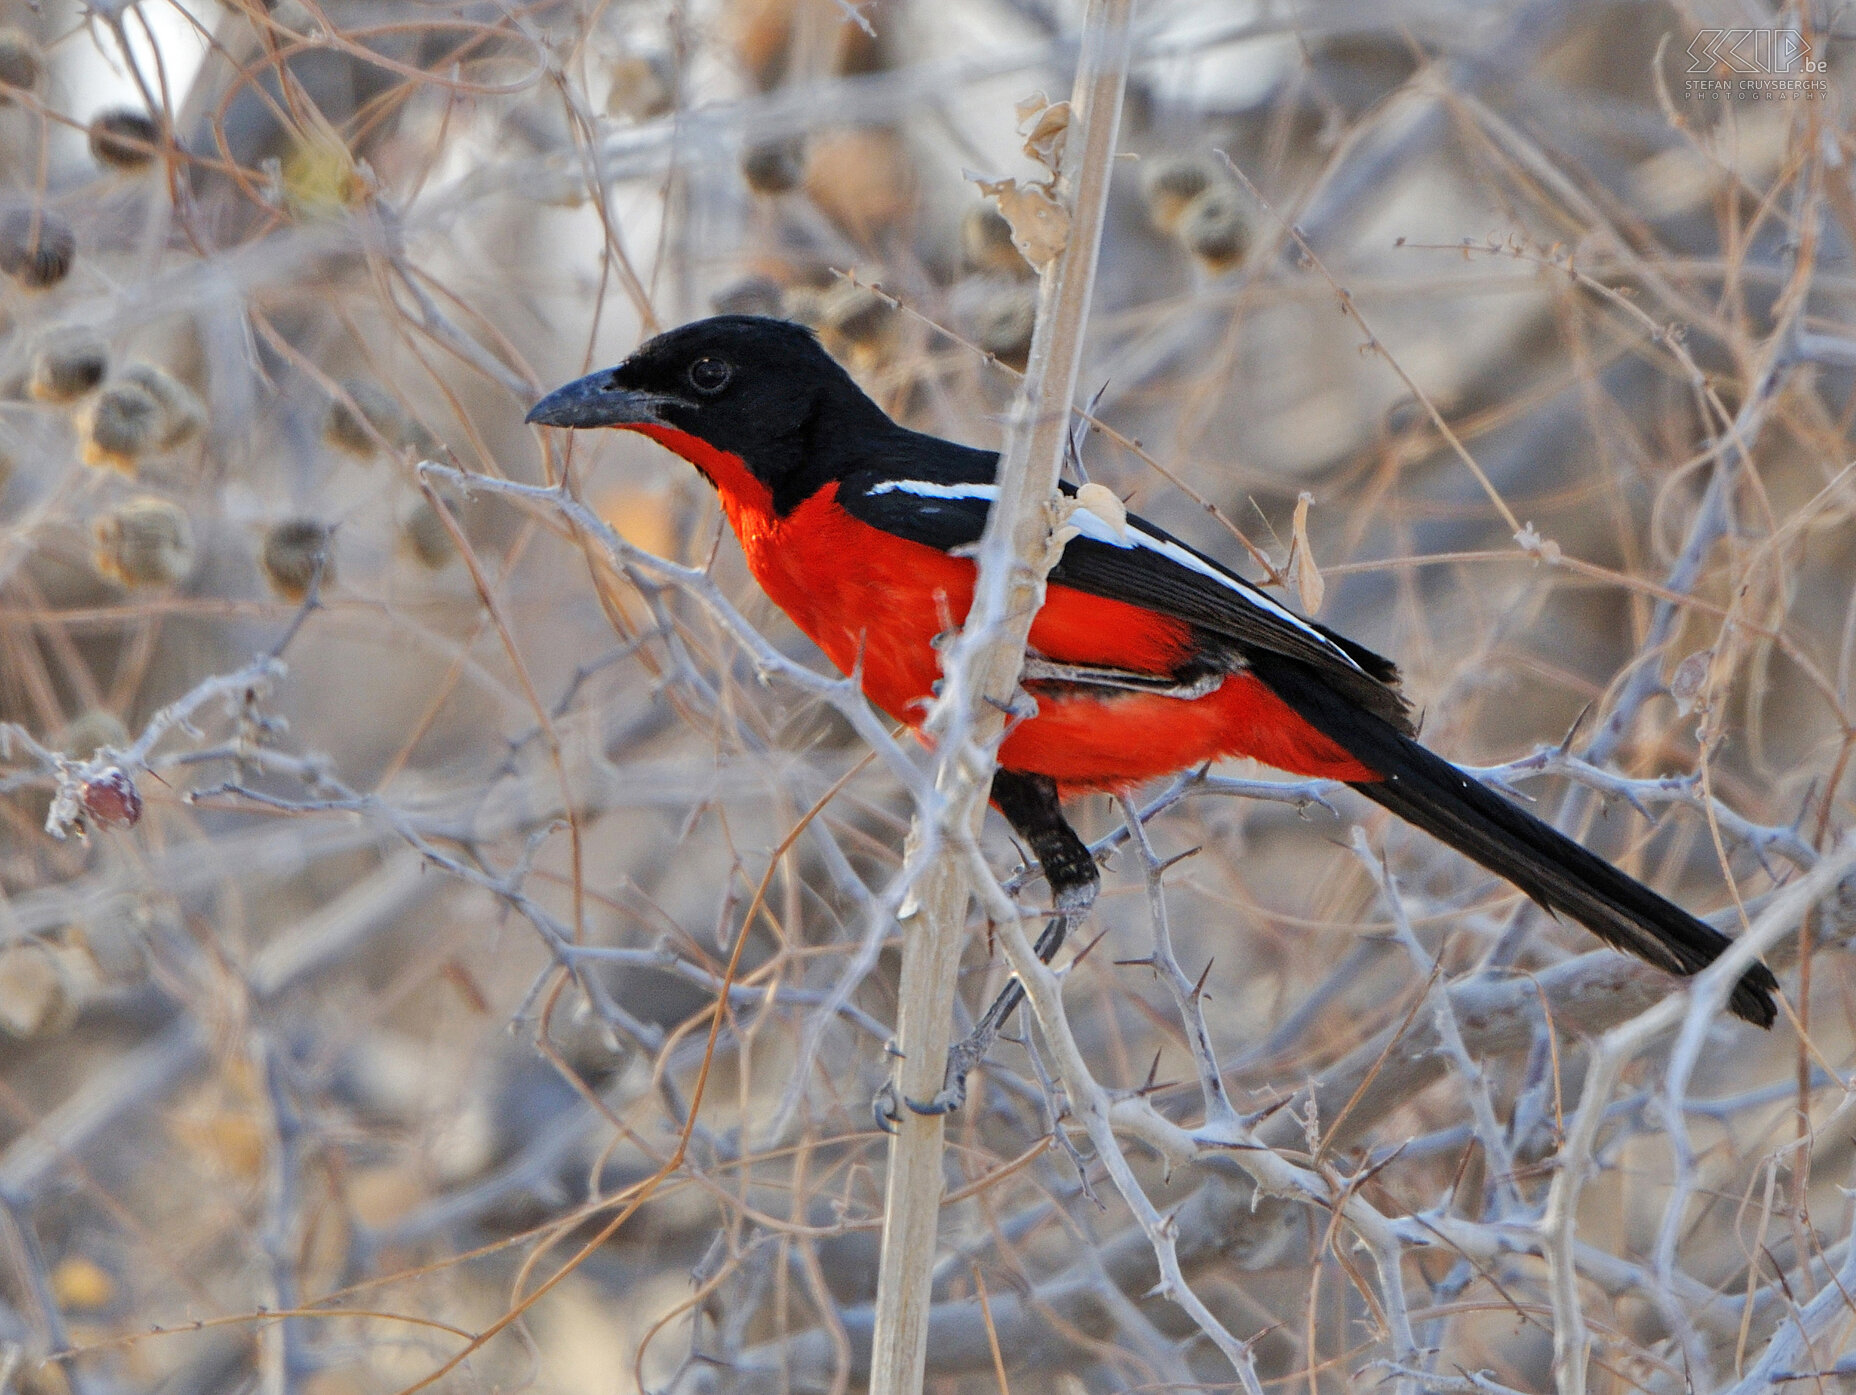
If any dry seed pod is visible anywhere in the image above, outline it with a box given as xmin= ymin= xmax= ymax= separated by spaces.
xmin=168 ymin=1101 xmax=267 ymax=1182
xmin=16 ymin=1359 xmax=74 ymax=1395
xmin=728 ymin=0 xmax=794 ymax=90
xmin=27 ymin=329 xmax=107 ymax=403
xmin=401 ymin=497 xmax=455 ymax=569
xmin=281 ymin=135 xmax=365 ymax=216
xmin=711 ymin=275 xmax=784 ymax=317
xmin=802 ymin=128 xmax=914 ymax=243
xmin=119 ymin=362 xmax=205 ymax=450
xmin=262 ymin=519 xmax=334 ymax=599
xmin=93 ymin=496 xmax=196 ymax=588
xmin=50 ymin=1256 xmax=115 ymax=1312
xmin=818 ymin=280 xmax=893 ymax=353
xmin=1140 ymin=153 xmax=1220 ymax=234
xmin=741 ymin=137 xmax=805 ymax=195
xmin=0 ymin=28 xmax=43 ymax=103
xmin=779 ymin=284 xmax=827 ymax=329
xmin=955 ymin=276 xmax=1036 ymax=368
xmin=1178 ymin=184 xmax=1248 ymax=273
xmin=57 ymin=708 xmax=130 ymax=759
xmin=606 ymin=52 xmax=674 ymax=120
xmin=0 ymin=208 xmax=76 ymax=289
xmin=0 ymin=941 xmax=79 ymax=1038
xmin=324 ymin=378 xmax=408 ymax=458
xmin=961 ymin=203 xmax=1027 ymax=277
xmin=88 ymin=108 xmax=162 ymax=170
xmin=80 ymin=381 xmax=162 ymax=470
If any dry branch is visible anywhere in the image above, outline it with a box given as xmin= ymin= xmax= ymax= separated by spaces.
xmin=866 ymin=5 xmax=1134 ymax=1393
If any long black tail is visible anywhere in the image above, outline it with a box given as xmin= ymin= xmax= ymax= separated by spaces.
xmin=1250 ymin=654 xmax=1779 ymax=1027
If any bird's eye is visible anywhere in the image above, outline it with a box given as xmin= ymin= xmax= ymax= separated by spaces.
xmin=688 ymin=357 xmax=733 ymax=395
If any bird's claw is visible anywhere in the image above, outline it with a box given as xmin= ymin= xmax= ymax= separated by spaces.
xmin=903 ymin=1082 xmax=966 ymax=1116
xmin=873 ymin=1034 xmax=988 ymax=1125
xmin=903 ymin=1025 xmax=996 ymax=1116
xmin=872 ymin=1082 xmax=904 ymax=1135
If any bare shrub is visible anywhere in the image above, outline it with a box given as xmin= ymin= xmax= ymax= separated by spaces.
xmin=0 ymin=3 xmax=1852 ymax=1393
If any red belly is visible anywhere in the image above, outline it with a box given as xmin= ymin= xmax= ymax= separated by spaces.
xmin=726 ymin=483 xmax=1377 ymax=789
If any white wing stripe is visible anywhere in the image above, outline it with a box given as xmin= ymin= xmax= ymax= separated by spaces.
xmin=863 ymin=479 xmax=1360 ymax=673
xmin=867 ymin=480 xmax=999 ymax=501
xmin=1061 ymin=509 xmax=1357 ymax=668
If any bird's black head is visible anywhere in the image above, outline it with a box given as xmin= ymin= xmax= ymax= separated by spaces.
xmin=526 ymin=315 xmax=897 ymax=512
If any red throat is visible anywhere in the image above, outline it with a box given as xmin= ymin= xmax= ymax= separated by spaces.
xmin=627 ymin=424 xmax=773 ymax=517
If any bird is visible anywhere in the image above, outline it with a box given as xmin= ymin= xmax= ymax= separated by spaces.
xmin=526 ymin=313 xmax=1779 ymax=1094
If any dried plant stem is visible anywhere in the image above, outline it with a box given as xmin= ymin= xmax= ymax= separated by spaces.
xmin=865 ymin=5 xmax=1133 ymax=1394
xmin=1539 ymin=837 xmax=1856 ymax=1395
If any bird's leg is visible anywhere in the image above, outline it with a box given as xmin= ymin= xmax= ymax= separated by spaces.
xmin=904 ymin=770 xmax=1098 ymax=1117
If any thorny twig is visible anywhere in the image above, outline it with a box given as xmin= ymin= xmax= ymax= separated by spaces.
xmin=6 ymin=3 xmax=1854 ymax=1391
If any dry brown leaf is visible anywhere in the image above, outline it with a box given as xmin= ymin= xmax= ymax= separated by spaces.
xmin=1049 ymin=483 xmax=1129 ymax=571
xmin=1017 ymin=93 xmax=1070 ymax=175
xmin=1013 ymin=89 xmax=1051 ymax=125
xmin=973 ymin=176 xmax=1069 ymax=270
xmin=1072 ymin=482 xmax=1127 ymax=539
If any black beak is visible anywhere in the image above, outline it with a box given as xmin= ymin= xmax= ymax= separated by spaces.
xmin=525 ymin=372 xmax=680 ymax=429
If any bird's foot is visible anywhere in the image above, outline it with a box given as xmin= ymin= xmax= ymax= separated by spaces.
xmin=1053 ymin=880 xmax=1097 ymax=918
xmin=870 ymin=1033 xmax=985 ymax=1122
xmin=903 ymin=1027 xmax=997 ymax=1116
xmin=879 ymin=879 xmax=1096 ymax=1122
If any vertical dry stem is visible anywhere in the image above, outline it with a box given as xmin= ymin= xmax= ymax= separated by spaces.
xmin=864 ymin=4 xmax=1134 ymax=1394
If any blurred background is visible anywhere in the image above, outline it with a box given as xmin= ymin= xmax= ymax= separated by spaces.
xmin=1 ymin=0 xmax=1854 ymax=1390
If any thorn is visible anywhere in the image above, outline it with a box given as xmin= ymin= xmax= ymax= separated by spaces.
xmin=1191 ymin=957 xmax=1215 ymax=1001
xmin=1154 ymin=845 xmax=1202 ymax=876
xmin=1242 ymin=1091 xmax=1301 ymax=1127
xmin=1135 ymin=1074 xmax=1184 ymax=1098
xmin=1113 ymin=955 xmax=1158 ymax=969
xmin=1557 ymin=701 xmax=1595 ymax=752
xmin=1750 ymin=841 xmax=1781 ymax=883
xmin=1142 ymin=1049 xmax=1163 ymax=1091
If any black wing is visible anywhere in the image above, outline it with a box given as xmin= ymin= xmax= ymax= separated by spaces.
xmin=835 ymin=467 xmax=1412 ymax=733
